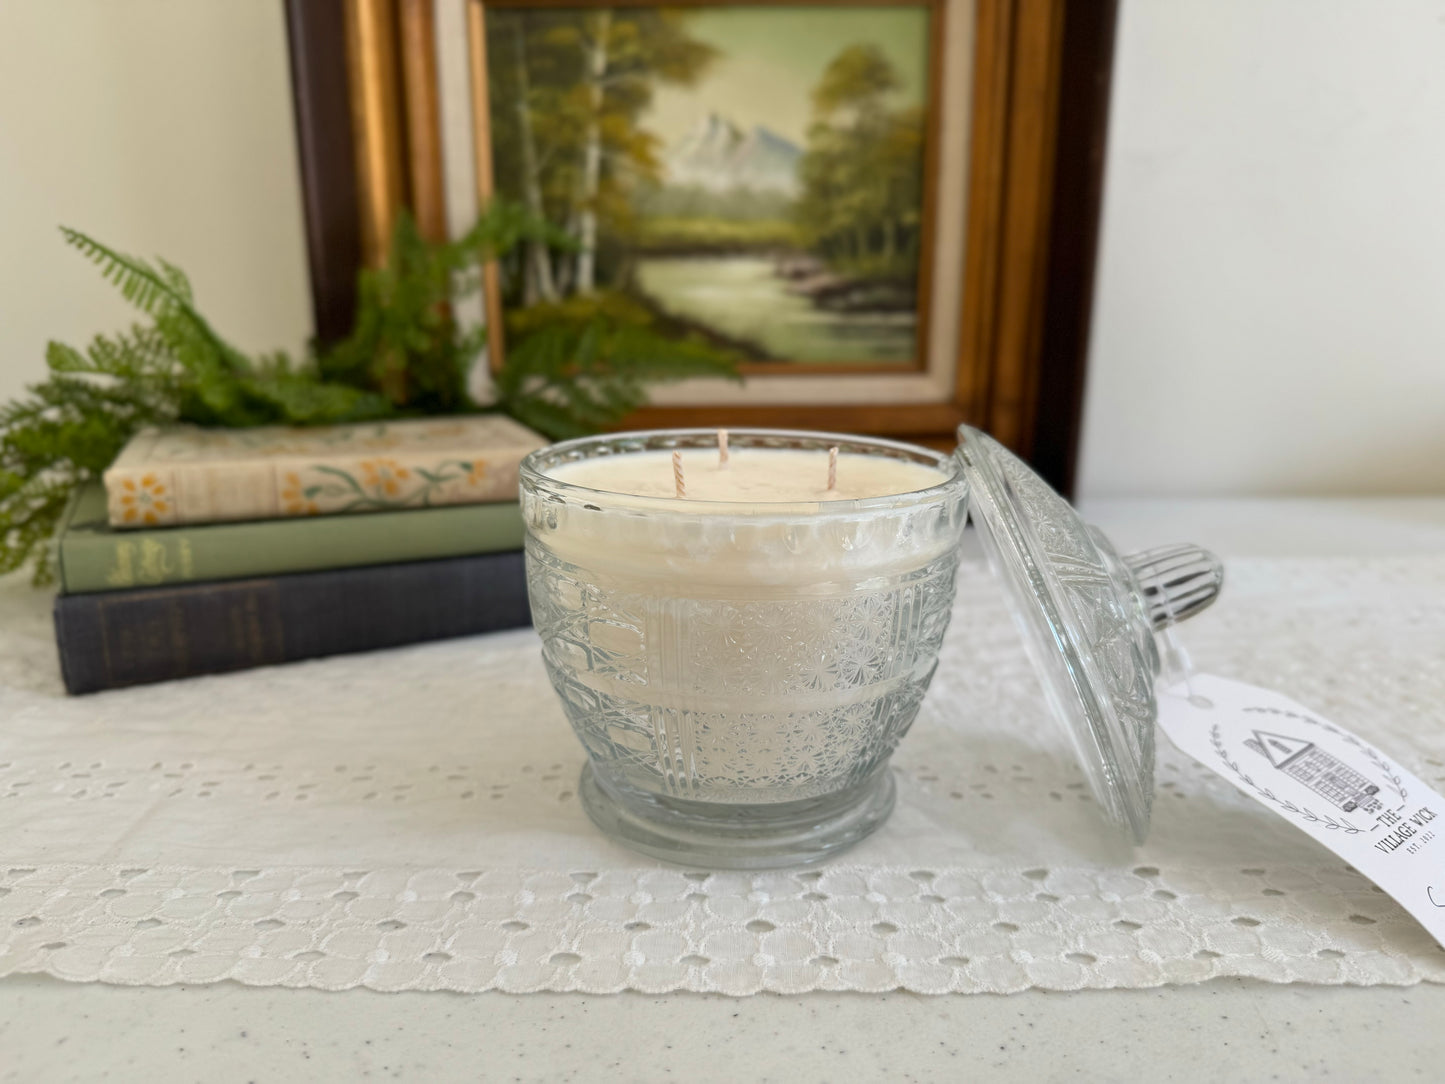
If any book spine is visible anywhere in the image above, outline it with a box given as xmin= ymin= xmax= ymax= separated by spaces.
xmin=105 ymin=443 xmax=530 ymax=527
xmin=54 ymin=552 xmax=532 ymax=694
xmin=57 ymin=501 xmax=525 ymax=594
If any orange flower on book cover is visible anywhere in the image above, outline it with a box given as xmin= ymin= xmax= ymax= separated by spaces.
xmin=115 ymin=473 xmax=173 ymax=526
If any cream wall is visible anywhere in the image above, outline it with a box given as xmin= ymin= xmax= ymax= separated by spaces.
xmin=1077 ymin=0 xmax=1445 ymax=497
xmin=0 ymin=0 xmax=313 ymax=407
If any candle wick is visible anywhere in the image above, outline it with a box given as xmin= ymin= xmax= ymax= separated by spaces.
xmin=826 ymin=446 xmax=838 ymax=492
xmin=673 ymin=450 xmax=686 ymax=499
xmin=718 ymin=428 xmax=729 ymax=468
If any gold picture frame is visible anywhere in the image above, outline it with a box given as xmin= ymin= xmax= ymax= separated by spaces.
xmin=287 ymin=0 xmax=1115 ymax=484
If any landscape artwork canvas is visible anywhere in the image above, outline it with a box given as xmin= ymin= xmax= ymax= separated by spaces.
xmin=482 ymin=2 xmax=937 ymax=370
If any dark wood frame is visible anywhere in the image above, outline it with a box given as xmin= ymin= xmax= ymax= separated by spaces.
xmin=284 ymin=0 xmax=1116 ymax=494
xmin=285 ymin=0 xmax=363 ymax=345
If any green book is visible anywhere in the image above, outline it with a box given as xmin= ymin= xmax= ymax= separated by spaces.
xmin=55 ymin=482 xmax=525 ymax=594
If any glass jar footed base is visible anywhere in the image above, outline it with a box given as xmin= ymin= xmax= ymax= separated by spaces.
xmin=577 ymin=762 xmax=898 ymax=870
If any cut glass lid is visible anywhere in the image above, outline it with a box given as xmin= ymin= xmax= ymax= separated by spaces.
xmin=954 ymin=426 xmax=1224 ymax=844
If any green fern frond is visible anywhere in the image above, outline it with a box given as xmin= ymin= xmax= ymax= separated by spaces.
xmin=495 ymin=293 xmax=740 ymax=440
xmin=239 ymin=369 xmax=395 ymax=426
xmin=60 ymin=227 xmax=245 ymax=377
xmin=155 ymin=257 xmax=195 ymax=303
xmin=43 ymin=341 xmax=91 ymax=375
xmin=59 ymin=227 xmax=190 ymax=321
xmin=0 ymin=471 xmax=74 ymax=583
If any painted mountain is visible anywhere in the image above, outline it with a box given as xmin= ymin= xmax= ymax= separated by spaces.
xmin=664 ymin=113 xmax=802 ymax=196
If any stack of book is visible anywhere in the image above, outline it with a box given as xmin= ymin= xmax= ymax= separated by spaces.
xmin=53 ymin=415 xmax=545 ymax=694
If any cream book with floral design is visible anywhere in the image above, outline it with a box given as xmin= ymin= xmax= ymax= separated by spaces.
xmin=103 ymin=416 xmax=546 ymax=528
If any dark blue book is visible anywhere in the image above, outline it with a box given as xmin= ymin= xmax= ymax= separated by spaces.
xmin=53 ymin=551 xmax=530 ymax=694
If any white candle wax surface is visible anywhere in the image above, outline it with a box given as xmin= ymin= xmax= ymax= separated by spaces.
xmin=528 ymin=441 xmax=964 ymax=587
xmin=548 ymin=448 xmax=948 ymax=507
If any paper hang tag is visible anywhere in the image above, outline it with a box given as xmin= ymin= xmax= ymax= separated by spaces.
xmin=1157 ymin=673 xmax=1445 ymax=948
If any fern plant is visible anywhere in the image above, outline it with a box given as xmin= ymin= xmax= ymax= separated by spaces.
xmin=318 ymin=202 xmax=573 ymax=414
xmin=498 ymin=292 xmax=744 ymax=440
xmin=0 ymin=205 xmax=739 ymax=584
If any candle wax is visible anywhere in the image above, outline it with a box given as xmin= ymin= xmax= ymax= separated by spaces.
xmin=549 ymin=448 xmax=947 ymax=505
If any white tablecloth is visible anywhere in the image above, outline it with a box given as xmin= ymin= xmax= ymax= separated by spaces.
xmin=2 ymin=548 xmax=1443 ymax=994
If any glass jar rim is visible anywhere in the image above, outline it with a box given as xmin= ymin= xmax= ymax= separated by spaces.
xmin=520 ymin=428 xmax=965 ymax=517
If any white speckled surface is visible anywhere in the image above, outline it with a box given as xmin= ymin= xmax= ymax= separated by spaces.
xmin=3 ymin=974 xmax=1445 ymax=1082
xmin=3 ymin=497 xmax=1444 ymax=1081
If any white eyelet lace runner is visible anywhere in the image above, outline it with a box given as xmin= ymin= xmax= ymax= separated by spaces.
xmin=2 ymin=554 xmax=1444 ymax=995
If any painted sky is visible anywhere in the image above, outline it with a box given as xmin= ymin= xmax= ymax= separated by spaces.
xmin=642 ymin=6 xmax=930 ymax=149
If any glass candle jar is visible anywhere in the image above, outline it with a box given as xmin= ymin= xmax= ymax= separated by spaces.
xmin=520 ymin=429 xmax=969 ymax=868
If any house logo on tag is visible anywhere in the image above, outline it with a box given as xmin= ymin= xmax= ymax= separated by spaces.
xmin=1244 ymin=730 xmax=1383 ymax=815
xmin=1161 ymin=677 xmax=1445 ymax=948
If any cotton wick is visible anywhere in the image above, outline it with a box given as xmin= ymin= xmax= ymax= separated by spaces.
xmin=673 ymin=450 xmax=686 ymax=498
xmin=718 ymin=428 xmax=730 ymax=468
xmin=826 ymin=446 xmax=838 ymax=492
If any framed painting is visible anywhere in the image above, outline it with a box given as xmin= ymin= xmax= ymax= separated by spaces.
xmin=474 ymin=0 xmax=945 ymax=378
xmin=285 ymin=0 xmax=1117 ymax=493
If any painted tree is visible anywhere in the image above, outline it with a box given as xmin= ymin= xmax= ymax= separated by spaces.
xmin=796 ymin=44 xmax=925 ymax=278
xmin=555 ymin=8 xmax=716 ymax=293
xmin=576 ymin=9 xmax=612 ymax=293
xmin=507 ymin=16 xmax=559 ymax=305
xmin=812 ymin=43 xmax=900 ymax=120
xmin=488 ymin=8 xmax=716 ymax=302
